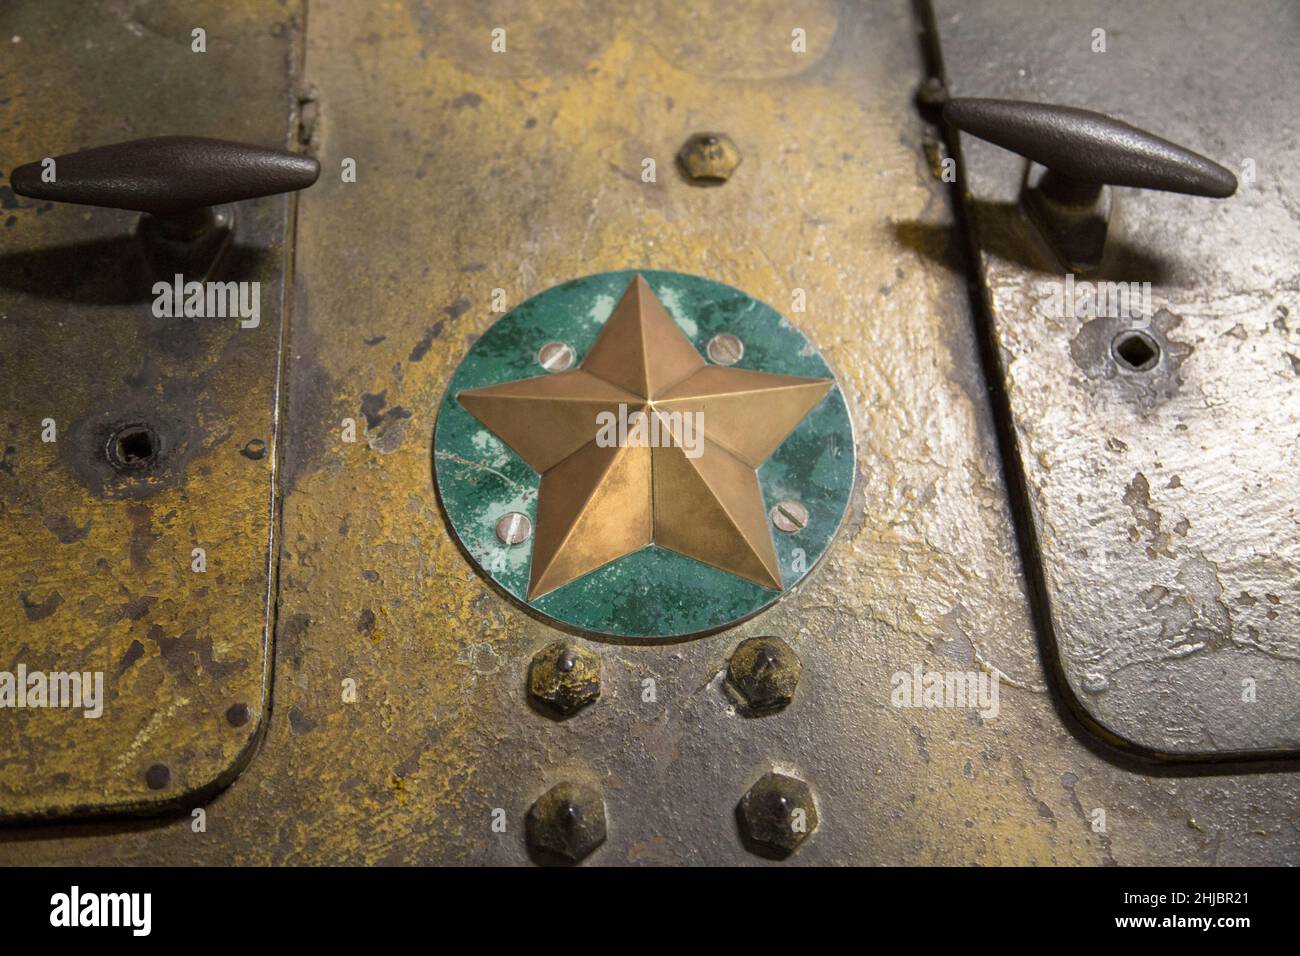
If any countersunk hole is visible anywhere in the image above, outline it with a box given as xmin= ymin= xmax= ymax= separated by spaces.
xmin=144 ymin=763 xmax=171 ymax=790
xmin=240 ymin=438 xmax=267 ymax=461
xmin=106 ymin=423 xmax=159 ymax=471
xmin=1111 ymin=329 xmax=1160 ymax=372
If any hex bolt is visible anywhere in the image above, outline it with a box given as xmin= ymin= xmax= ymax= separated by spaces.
xmin=726 ymin=636 xmax=801 ymax=714
xmin=528 ymin=641 xmax=601 ymax=717
xmin=495 ymin=511 xmax=532 ymax=546
xmin=769 ymin=499 xmax=808 ymax=533
xmin=225 ymin=703 xmax=251 ymax=727
xmin=706 ymin=332 xmax=745 ymax=366
xmin=736 ymin=771 xmax=818 ymax=859
xmin=526 ymin=781 xmax=607 ymax=865
xmin=537 ymin=341 xmax=576 ymax=372
xmin=677 ymin=132 xmax=741 ymax=183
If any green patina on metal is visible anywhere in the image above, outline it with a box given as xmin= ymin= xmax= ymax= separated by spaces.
xmin=433 ymin=270 xmax=855 ymax=639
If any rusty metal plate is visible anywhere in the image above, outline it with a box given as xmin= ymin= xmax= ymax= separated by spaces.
xmin=2 ymin=0 xmax=1298 ymax=866
xmin=935 ymin=0 xmax=1300 ymax=758
xmin=0 ymin=0 xmax=302 ymax=818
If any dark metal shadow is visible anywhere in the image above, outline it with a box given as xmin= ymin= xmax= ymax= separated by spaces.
xmin=0 ymin=235 xmax=272 ymax=305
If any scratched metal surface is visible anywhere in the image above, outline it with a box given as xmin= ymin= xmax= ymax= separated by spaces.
xmin=936 ymin=0 xmax=1300 ymax=757
xmin=1 ymin=0 xmax=1297 ymax=864
xmin=0 ymin=1 xmax=298 ymax=818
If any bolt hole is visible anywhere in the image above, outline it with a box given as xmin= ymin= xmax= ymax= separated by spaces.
xmin=107 ymin=423 xmax=159 ymax=471
xmin=1111 ymin=329 xmax=1160 ymax=372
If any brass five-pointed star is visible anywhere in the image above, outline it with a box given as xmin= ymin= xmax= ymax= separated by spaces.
xmin=460 ymin=275 xmax=831 ymax=600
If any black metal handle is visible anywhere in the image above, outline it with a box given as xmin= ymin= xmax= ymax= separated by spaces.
xmin=10 ymin=136 xmax=320 ymax=216
xmin=943 ymin=98 xmax=1237 ymax=198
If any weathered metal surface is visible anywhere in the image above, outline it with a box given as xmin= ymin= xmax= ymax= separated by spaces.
xmin=936 ymin=0 xmax=1300 ymax=758
xmin=1 ymin=0 xmax=1297 ymax=865
xmin=436 ymin=270 xmax=852 ymax=636
xmin=0 ymin=0 xmax=301 ymax=818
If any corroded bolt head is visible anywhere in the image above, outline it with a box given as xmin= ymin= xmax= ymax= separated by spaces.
xmin=677 ymin=132 xmax=741 ymax=183
xmin=528 ymin=641 xmax=601 ymax=717
xmin=526 ymin=781 xmax=607 ymax=864
xmin=726 ymin=636 xmax=801 ymax=713
xmin=736 ymin=771 xmax=818 ymax=859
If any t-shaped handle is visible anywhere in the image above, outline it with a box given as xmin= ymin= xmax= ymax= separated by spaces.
xmin=943 ymin=98 xmax=1237 ymax=199
xmin=10 ymin=136 xmax=320 ymax=278
xmin=943 ymin=97 xmax=1236 ymax=271
xmin=10 ymin=136 xmax=321 ymax=216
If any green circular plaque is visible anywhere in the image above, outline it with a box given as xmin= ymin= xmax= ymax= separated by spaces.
xmin=433 ymin=270 xmax=854 ymax=639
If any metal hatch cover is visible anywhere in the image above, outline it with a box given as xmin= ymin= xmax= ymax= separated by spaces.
xmin=936 ymin=0 xmax=1300 ymax=759
xmin=0 ymin=0 xmax=300 ymax=819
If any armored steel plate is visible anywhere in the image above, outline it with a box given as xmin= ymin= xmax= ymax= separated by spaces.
xmin=2 ymin=0 xmax=1298 ymax=867
xmin=936 ymin=0 xmax=1300 ymax=758
xmin=434 ymin=270 xmax=854 ymax=639
xmin=0 ymin=1 xmax=299 ymax=818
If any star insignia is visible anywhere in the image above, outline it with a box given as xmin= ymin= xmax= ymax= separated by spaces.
xmin=459 ymin=275 xmax=831 ymax=600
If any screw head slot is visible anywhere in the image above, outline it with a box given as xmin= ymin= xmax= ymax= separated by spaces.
xmin=537 ymin=341 xmax=576 ymax=372
xmin=495 ymin=511 xmax=533 ymax=546
xmin=706 ymin=332 xmax=745 ymax=366
xmin=769 ymin=499 xmax=808 ymax=533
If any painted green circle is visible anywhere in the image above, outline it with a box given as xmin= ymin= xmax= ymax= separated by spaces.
xmin=433 ymin=270 xmax=855 ymax=639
